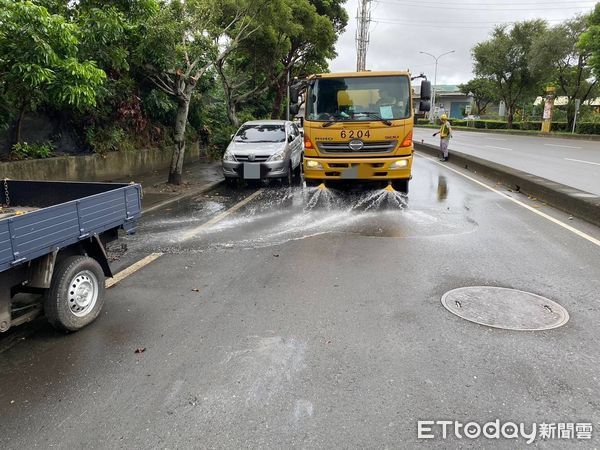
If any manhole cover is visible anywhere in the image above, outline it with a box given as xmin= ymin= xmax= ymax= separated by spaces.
xmin=441 ymin=287 xmax=569 ymax=331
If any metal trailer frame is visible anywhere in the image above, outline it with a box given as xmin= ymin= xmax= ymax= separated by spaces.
xmin=0 ymin=180 xmax=142 ymax=332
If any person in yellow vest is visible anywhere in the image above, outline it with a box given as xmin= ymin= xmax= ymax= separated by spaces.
xmin=432 ymin=114 xmax=452 ymax=161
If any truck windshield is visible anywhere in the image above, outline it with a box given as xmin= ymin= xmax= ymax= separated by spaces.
xmin=306 ymin=75 xmax=411 ymax=122
xmin=235 ymin=124 xmax=286 ymax=143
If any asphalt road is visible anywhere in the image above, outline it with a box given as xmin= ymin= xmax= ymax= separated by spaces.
xmin=1 ymin=156 xmax=600 ymax=448
xmin=413 ymin=128 xmax=600 ymax=195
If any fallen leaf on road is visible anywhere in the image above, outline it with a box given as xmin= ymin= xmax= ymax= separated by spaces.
xmin=191 ymin=288 xmax=201 ymax=292
xmin=134 ymin=347 xmax=146 ymax=354
xmin=273 ymin=254 xmax=280 ymax=257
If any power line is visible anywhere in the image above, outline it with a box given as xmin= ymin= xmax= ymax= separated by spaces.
xmin=356 ymin=0 xmax=373 ymax=71
xmin=373 ymin=0 xmax=595 ymax=5
xmin=374 ymin=17 xmax=566 ymax=24
xmin=372 ymin=17 xmax=565 ymax=29
xmin=374 ymin=1 xmax=595 ymax=11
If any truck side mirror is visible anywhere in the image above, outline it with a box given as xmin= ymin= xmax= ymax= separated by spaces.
xmin=420 ymin=81 xmax=432 ymax=101
xmin=290 ymin=86 xmax=299 ymax=104
xmin=290 ymin=104 xmax=300 ymax=116
xmin=419 ymin=100 xmax=431 ymax=113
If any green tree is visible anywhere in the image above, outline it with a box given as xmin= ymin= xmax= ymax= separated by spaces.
xmin=531 ymin=15 xmax=598 ymax=128
xmin=138 ymin=0 xmax=267 ymax=185
xmin=473 ymin=20 xmax=547 ymax=127
xmin=579 ymin=3 xmax=600 ymax=77
xmin=215 ymin=1 xmax=288 ymax=126
xmin=0 ymin=0 xmax=106 ymax=143
xmin=458 ymin=78 xmax=498 ymax=115
xmin=269 ymin=0 xmax=347 ymax=119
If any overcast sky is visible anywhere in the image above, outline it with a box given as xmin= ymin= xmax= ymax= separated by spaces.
xmin=329 ymin=0 xmax=598 ymax=86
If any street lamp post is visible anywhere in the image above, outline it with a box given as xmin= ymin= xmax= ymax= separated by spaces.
xmin=419 ymin=50 xmax=455 ymax=122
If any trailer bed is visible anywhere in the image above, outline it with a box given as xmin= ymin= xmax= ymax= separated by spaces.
xmin=0 ymin=180 xmax=142 ymax=273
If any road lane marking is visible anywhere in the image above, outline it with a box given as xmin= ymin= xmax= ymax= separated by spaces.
xmin=485 ymin=137 xmax=507 ymax=141
xmin=106 ymin=253 xmax=163 ymax=288
xmin=564 ymin=158 xmax=600 ymax=167
xmin=485 ymin=145 xmax=513 ymax=151
xmin=107 ymin=189 xmax=264 ymax=287
xmin=415 ymin=153 xmax=600 ymax=248
xmin=182 ymin=188 xmax=264 ymax=240
xmin=545 ymin=143 xmax=581 ymax=149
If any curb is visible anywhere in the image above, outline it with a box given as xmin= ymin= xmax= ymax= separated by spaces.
xmin=414 ymin=141 xmax=600 ymax=228
xmin=414 ymin=125 xmax=600 ymax=141
xmin=142 ymin=179 xmax=225 ymax=215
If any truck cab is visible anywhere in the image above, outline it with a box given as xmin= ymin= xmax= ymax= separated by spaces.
xmin=298 ymin=71 xmax=431 ymax=192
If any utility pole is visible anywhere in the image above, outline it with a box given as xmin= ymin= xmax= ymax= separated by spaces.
xmin=419 ymin=50 xmax=455 ymax=122
xmin=286 ymin=68 xmax=290 ymax=121
xmin=356 ymin=0 xmax=372 ymax=71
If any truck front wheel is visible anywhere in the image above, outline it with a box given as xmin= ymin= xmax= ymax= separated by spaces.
xmin=392 ymin=179 xmax=409 ymax=194
xmin=44 ymin=256 xmax=106 ymax=332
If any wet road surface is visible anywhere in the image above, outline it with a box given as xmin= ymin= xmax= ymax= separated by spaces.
xmin=414 ymin=128 xmax=600 ymax=195
xmin=1 ymin=154 xmax=600 ymax=448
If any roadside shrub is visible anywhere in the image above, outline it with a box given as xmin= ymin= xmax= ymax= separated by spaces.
xmin=11 ymin=141 xmax=54 ymax=160
xmin=577 ymin=122 xmax=600 ymax=135
xmin=552 ymin=122 xmax=569 ymax=132
xmin=86 ymin=126 xmax=130 ymax=154
xmin=452 ymin=119 xmax=467 ymax=127
xmin=510 ymin=121 xmax=521 ymax=130
xmin=520 ymin=121 xmax=542 ymax=130
xmin=207 ymin=124 xmax=237 ymax=159
xmin=473 ymin=120 xmax=486 ymax=129
xmin=485 ymin=120 xmax=508 ymax=130
xmin=417 ymin=118 xmax=430 ymax=125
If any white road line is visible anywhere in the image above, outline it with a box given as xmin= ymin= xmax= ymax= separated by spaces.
xmin=106 ymin=189 xmax=265 ymax=288
xmin=485 ymin=137 xmax=507 ymax=141
xmin=485 ymin=145 xmax=513 ymax=151
xmin=106 ymin=253 xmax=163 ymax=288
xmin=545 ymin=143 xmax=582 ymax=149
xmin=415 ymin=152 xmax=600 ymax=248
xmin=564 ymin=158 xmax=600 ymax=167
xmin=181 ymin=189 xmax=264 ymax=240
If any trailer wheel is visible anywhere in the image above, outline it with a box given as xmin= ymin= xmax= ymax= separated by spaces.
xmin=44 ymin=256 xmax=106 ymax=332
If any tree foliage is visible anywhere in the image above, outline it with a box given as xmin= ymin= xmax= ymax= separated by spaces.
xmin=472 ymin=20 xmax=547 ymax=126
xmin=0 ymin=0 xmax=348 ymax=181
xmin=579 ymin=3 xmax=600 ymax=78
xmin=531 ymin=15 xmax=598 ymax=127
xmin=0 ymin=0 xmax=106 ymax=140
xmin=458 ymin=78 xmax=498 ymax=115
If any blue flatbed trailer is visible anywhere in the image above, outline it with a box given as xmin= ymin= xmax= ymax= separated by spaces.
xmin=0 ymin=180 xmax=142 ymax=332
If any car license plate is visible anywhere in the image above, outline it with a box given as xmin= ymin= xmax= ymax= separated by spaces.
xmin=243 ymin=163 xmax=260 ymax=180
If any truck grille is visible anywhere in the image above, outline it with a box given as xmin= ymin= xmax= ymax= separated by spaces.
xmin=317 ymin=140 xmax=397 ymax=154
xmin=234 ymin=154 xmax=270 ymax=162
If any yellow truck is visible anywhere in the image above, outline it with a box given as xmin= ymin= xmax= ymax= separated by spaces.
xmin=291 ymin=71 xmax=431 ymax=193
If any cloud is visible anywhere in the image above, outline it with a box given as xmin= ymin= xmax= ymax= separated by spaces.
xmin=329 ymin=0 xmax=596 ymax=84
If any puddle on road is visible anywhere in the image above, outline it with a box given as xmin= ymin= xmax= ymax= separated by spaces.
xmin=124 ymin=185 xmax=477 ymax=255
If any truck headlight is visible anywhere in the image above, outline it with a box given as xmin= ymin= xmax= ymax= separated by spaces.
xmin=306 ymin=160 xmax=323 ymax=170
xmin=223 ymin=151 xmax=236 ymax=162
xmin=390 ymin=160 xmax=408 ymax=169
xmin=268 ymin=151 xmax=285 ymax=162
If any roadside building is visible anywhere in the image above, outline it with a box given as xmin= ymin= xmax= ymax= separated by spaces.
xmin=413 ymin=84 xmax=476 ymax=119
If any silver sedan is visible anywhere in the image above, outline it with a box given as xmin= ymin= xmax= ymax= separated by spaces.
xmin=222 ymin=120 xmax=303 ymax=186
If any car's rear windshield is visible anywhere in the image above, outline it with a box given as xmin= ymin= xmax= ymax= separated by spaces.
xmin=235 ymin=125 xmax=286 ymax=143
